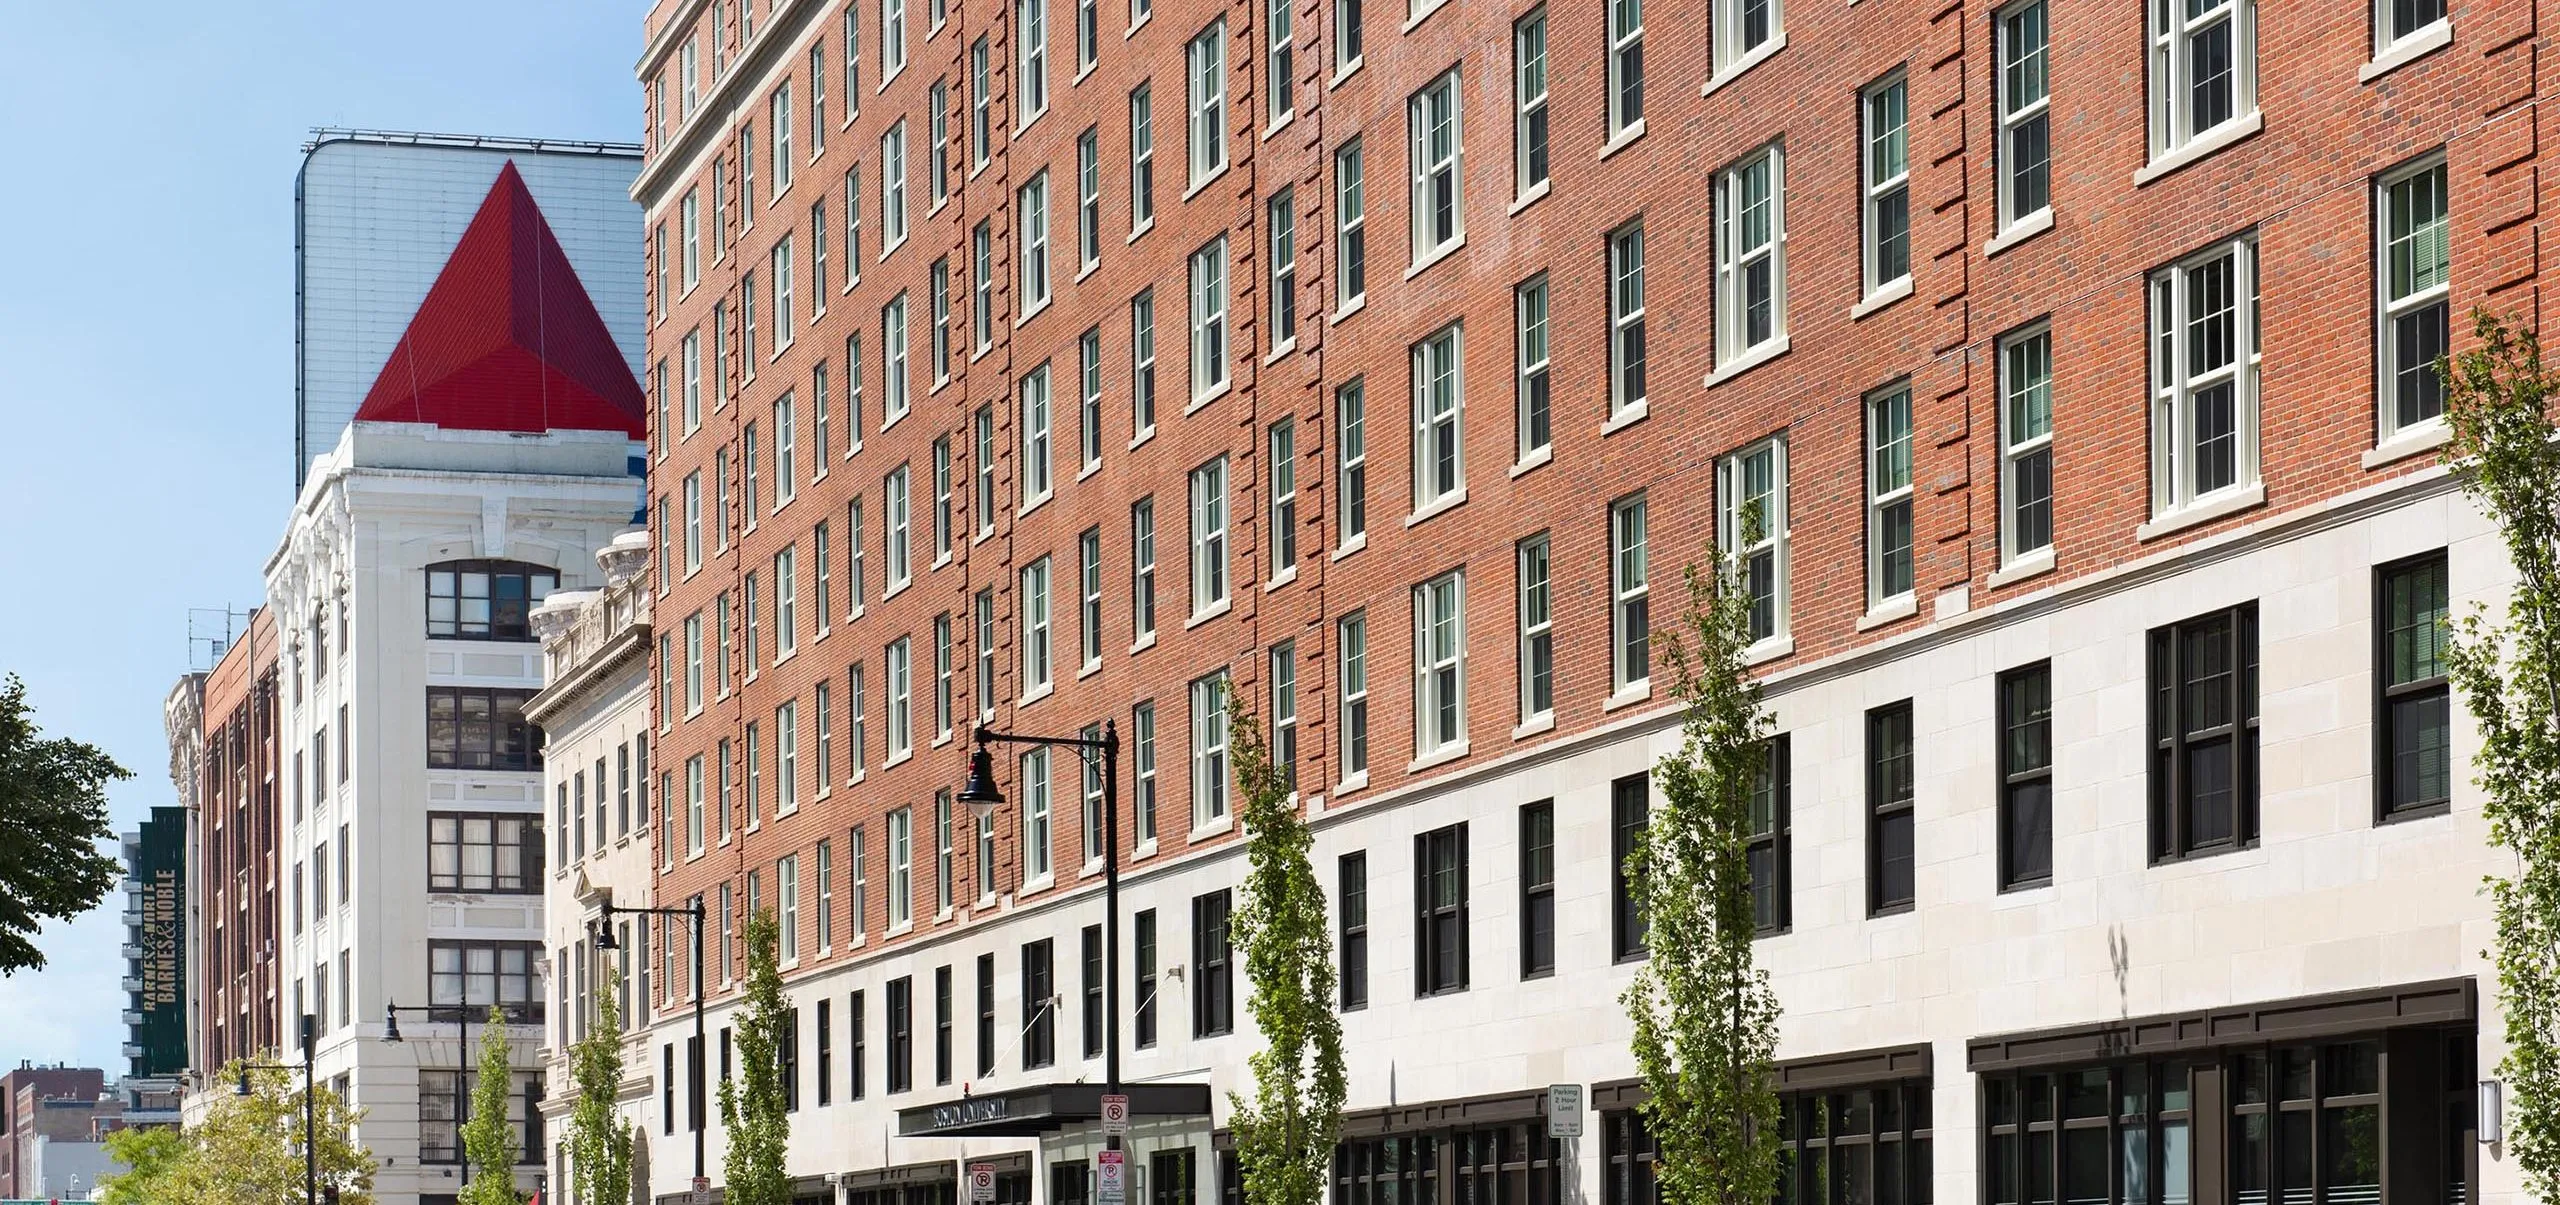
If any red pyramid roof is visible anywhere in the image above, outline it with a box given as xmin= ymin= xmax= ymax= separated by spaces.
xmin=354 ymin=160 xmax=645 ymax=438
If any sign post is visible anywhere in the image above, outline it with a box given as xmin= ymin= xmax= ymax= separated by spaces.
xmin=1098 ymin=1148 xmax=1128 ymax=1205
xmin=1545 ymin=1084 xmax=1585 ymax=1140
xmin=970 ymin=1165 xmax=998 ymax=1204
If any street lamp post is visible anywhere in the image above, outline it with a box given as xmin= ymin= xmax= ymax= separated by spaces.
xmin=237 ymin=1011 xmax=317 ymax=1205
xmin=384 ymin=999 xmax=526 ymax=1188
xmin=596 ymin=894 xmax=711 ymax=1187
xmin=956 ymin=721 xmax=1124 ymax=1143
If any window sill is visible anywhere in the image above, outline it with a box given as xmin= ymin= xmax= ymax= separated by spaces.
xmin=1076 ymin=260 xmax=1100 ymax=285
xmin=1020 ymin=873 xmax=1056 ymax=896
xmin=2135 ymin=482 xmax=2266 ymax=541
xmin=1986 ymin=547 xmax=2057 ymax=590
xmin=1332 ymin=533 xmax=1367 ymax=561
xmin=1079 ymin=656 xmax=1102 ymax=680
xmin=2133 ymin=110 xmax=2264 ymax=186
xmin=884 ymin=748 xmax=915 ymax=771
xmin=1015 ymin=297 xmax=1053 ymax=329
xmin=884 ymin=578 xmax=911 ymax=603
xmin=1701 ymin=34 xmax=1786 ymax=98
xmin=1404 ymin=235 xmax=1467 ymax=281
xmin=1511 ymin=714 xmax=1554 ymax=740
xmin=1132 ymin=838 xmax=1158 ymax=860
xmin=1850 ymin=276 xmax=1914 ymax=321
xmin=1185 ymin=597 xmax=1233 ymax=630
xmin=2362 ymin=21 xmax=2452 ymax=83
xmin=1076 ymin=59 xmax=1098 ymax=87
xmin=1407 ymin=742 xmax=1470 ymax=773
xmin=1507 ymin=180 xmax=1551 ymax=217
xmin=2362 ymin=420 xmax=2451 ymax=469
xmin=1702 ymin=335 xmax=1791 ymax=389
xmin=882 ymin=233 xmax=909 ymax=261
xmin=1983 ymin=208 xmax=2055 ymax=258
xmin=1019 ymin=682 xmax=1054 ymax=708
xmin=1330 ymin=295 xmax=1367 ymax=326
xmin=1855 ymin=595 xmax=1918 ymax=631
xmin=1602 ymin=683 xmax=1651 ymax=712
xmin=1400 ymin=0 xmax=1447 ymax=32
xmin=1600 ymin=401 xmax=1649 ymax=436
xmin=1262 ymin=111 xmax=1295 ymax=143
xmin=1018 ymin=490 xmax=1054 ymax=520
xmin=1742 ymin=634 xmax=1794 ymax=666
xmin=1267 ymin=565 xmax=1300 ymax=592
xmin=1185 ymin=380 xmax=1232 ymax=417
xmin=1597 ymin=120 xmax=1645 ymax=161
xmin=1188 ymin=813 xmax=1234 ymax=842
xmin=1129 ymin=426 xmax=1157 ymax=452
xmin=1077 ymin=459 xmax=1103 ymax=484
xmin=1335 ymin=771 xmax=1368 ymax=797
xmin=1081 ymin=856 xmax=1107 ymax=878
xmin=1126 ymin=11 xmax=1151 ymax=36
xmin=1510 ymin=446 xmax=1553 ymax=479
xmin=1263 ymin=338 xmax=1299 ymax=367
xmin=1406 ymin=489 xmax=1467 ymax=528
xmin=1332 ymin=57 xmax=1363 ymax=88
xmin=934 ymin=729 xmax=954 ymax=749
xmin=1130 ymin=632 xmax=1159 ymax=656
xmin=1182 ymin=164 xmax=1229 ymax=204
xmin=1127 ymin=218 xmax=1155 ymax=246
xmin=886 ymin=920 xmax=915 ymax=939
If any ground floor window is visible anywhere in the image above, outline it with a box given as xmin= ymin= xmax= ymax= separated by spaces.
xmin=1778 ymin=1080 xmax=1933 ymax=1205
xmin=1337 ymin=1119 xmax=1561 ymax=1205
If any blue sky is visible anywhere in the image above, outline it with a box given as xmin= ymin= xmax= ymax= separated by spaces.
xmin=0 ymin=1 xmax=641 ymax=1077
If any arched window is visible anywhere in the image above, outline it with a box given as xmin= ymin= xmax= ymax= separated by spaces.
xmin=424 ymin=560 xmax=560 ymax=640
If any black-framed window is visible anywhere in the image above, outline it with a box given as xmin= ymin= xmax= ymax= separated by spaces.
xmin=2149 ymin=603 xmax=2260 ymax=861
xmin=1867 ymin=702 xmax=1915 ymax=914
xmin=1776 ymin=1081 xmax=1931 ymax=1205
xmin=419 ymin=1070 xmax=544 ymax=1165
xmin=1152 ymin=1147 xmax=1199 ymax=1205
xmin=1081 ymin=924 xmax=1105 ymax=1058
xmin=849 ymin=989 xmax=867 ymax=1100
xmin=1415 ymin=823 xmax=1469 ymax=996
xmin=1602 ymin=1109 xmax=1655 ymax=1205
xmin=425 ymin=560 xmax=560 ymax=640
xmin=427 ymin=812 xmax=543 ymax=893
xmin=426 ymin=688 xmax=542 ymax=771
xmin=1192 ymin=888 xmax=1233 ymax=1037
xmin=1611 ymin=773 xmax=1648 ymax=961
xmin=781 ymin=1005 xmax=801 ymax=1112
xmin=663 ymin=1043 xmax=678 ymax=1133
xmin=1520 ymin=802 xmax=1554 ymax=978
xmin=1132 ymin=913 xmax=1158 ymax=1048
xmin=1339 ymin=853 xmax=1369 ymax=1009
xmin=1023 ymin=938 xmax=1056 ymax=1068
xmin=1748 ymin=736 xmax=1792 ymax=935
xmin=1998 ymin=663 xmax=2055 ymax=890
xmin=1453 ymin=1121 xmax=1566 ymax=1205
xmin=2378 ymin=553 xmax=2452 ymax=819
xmin=427 ymin=940 xmax=542 ymax=1021
xmin=1054 ymin=1160 xmax=1093 ymax=1205
xmin=886 ymin=976 xmax=913 ymax=1092
xmin=1335 ymin=1135 xmax=1438 ymax=1205
xmin=934 ymin=964 xmax=954 ymax=1085
xmin=976 ymin=953 xmax=998 ymax=1072
xmin=817 ymin=998 xmax=834 ymax=1107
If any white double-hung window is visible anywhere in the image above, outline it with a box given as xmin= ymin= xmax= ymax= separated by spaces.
xmin=1516 ymin=277 xmax=1551 ymax=460
xmin=1999 ymin=326 xmax=2055 ymax=564
xmin=1712 ymin=0 xmax=1779 ymax=77
xmin=2376 ymin=0 xmax=2447 ymax=60
xmin=1412 ymin=570 xmax=1466 ymax=758
xmin=1864 ymin=384 xmax=1914 ymax=609
xmin=1408 ymin=69 xmax=1463 ymax=265
xmin=1188 ymin=456 xmax=1229 ymax=615
xmin=2378 ymin=158 xmax=2450 ymax=439
xmin=1410 ymin=324 xmax=1463 ymax=513
xmin=1018 ymin=0 xmax=1050 ymax=123
xmin=1608 ymin=224 xmax=1645 ymax=419
xmin=1714 ymin=143 xmax=1786 ymax=366
xmin=1996 ymin=0 xmax=2051 ymax=231
xmin=1019 ymin=362 xmax=1054 ymax=505
xmin=1607 ymin=0 xmax=1641 ymax=138
xmin=1189 ymin=670 xmax=1231 ymax=826
xmin=1610 ymin=495 xmax=1649 ymax=691
xmin=1861 ymin=76 xmax=1910 ymax=297
xmin=1020 ymin=557 xmax=1053 ymax=696
xmin=1017 ymin=172 xmax=1051 ymax=313
xmin=1716 ymin=436 xmax=1790 ymax=645
xmin=2147 ymin=235 xmax=2260 ymax=517
xmin=1188 ymin=237 xmax=1230 ymax=398
xmin=1187 ymin=22 xmax=1228 ymax=186
xmin=2146 ymin=0 xmax=2254 ymax=161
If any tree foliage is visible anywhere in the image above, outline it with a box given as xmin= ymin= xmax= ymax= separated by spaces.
xmin=0 ymin=674 xmax=128 ymax=973
xmin=720 ymin=907 xmax=791 ymax=1205
xmin=1620 ymin=551 xmax=1784 ymax=1205
xmin=571 ymin=963 xmax=637 ymax=1205
xmin=459 ymin=1005 xmax=524 ymax=1205
xmin=2440 ymin=310 xmax=2560 ymax=1201
xmin=1224 ymin=692 xmax=1348 ymax=1205
xmin=97 ymin=1060 xmax=375 ymax=1205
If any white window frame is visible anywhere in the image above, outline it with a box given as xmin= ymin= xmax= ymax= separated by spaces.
xmin=1335 ymin=140 xmax=1366 ymax=310
xmin=1409 ymin=323 xmax=1464 ymax=514
xmin=884 ymin=292 xmax=911 ymax=421
xmin=2146 ymin=0 xmax=2256 ymax=161
xmin=776 ymin=545 xmax=801 ymax=656
xmin=1018 ymin=172 xmax=1052 ymax=313
xmin=886 ymin=462 xmax=913 ymax=590
xmin=776 ymin=699 xmax=800 ymax=814
xmin=888 ymin=807 xmax=914 ymax=926
xmin=1077 ymin=130 xmax=1102 ymax=271
xmin=1412 ymin=570 xmax=1466 ymax=758
xmin=1517 ymin=534 xmax=1553 ymax=723
xmin=1336 ymin=378 xmax=1367 ymax=548
xmin=972 ymin=222 xmax=995 ymax=351
xmin=975 ymin=588 xmax=999 ymax=721
xmin=1267 ymin=418 xmax=1297 ymax=581
xmin=1514 ymin=10 xmax=1549 ymax=196
xmin=1267 ymin=188 xmax=1297 ymax=351
xmin=971 ymin=37 xmax=993 ymax=170
xmin=1078 ymin=528 xmax=1104 ymax=668
xmin=1610 ymin=494 xmax=1649 ymax=693
xmin=933 ymin=435 xmax=954 ymax=561
xmin=1266 ymin=0 xmax=1294 ymax=128
xmin=1132 ymin=289 xmax=1159 ymax=436
xmin=1021 ymin=557 xmax=1054 ymax=697
xmin=1338 ymin=611 xmax=1369 ymax=782
xmin=931 ymin=257 xmax=953 ymax=384
xmin=1608 ymin=225 xmax=1645 ymax=420
xmin=2375 ymin=0 xmax=2448 ymax=59
xmin=1021 ymin=749 xmax=1054 ymax=880
xmin=883 ymin=0 xmax=910 ymax=80
xmin=887 ymin=636 xmax=914 ymax=760
xmin=933 ymin=613 xmax=954 ymax=740
xmin=2147 ymin=235 xmax=2261 ymax=517
xmin=1715 ymin=435 xmax=1791 ymax=646
xmin=1131 ymin=84 xmax=1157 ymax=232
xmin=1407 ymin=69 xmax=1464 ymax=266
xmin=1189 ymin=671 xmax=1231 ymax=827
xmin=1187 ymin=22 xmax=1229 ymax=186
xmin=1132 ymin=498 xmax=1158 ymax=641
xmin=1711 ymin=0 xmax=1780 ymax=77
xmin=1079 ymin=328 xmax=1104 ymax=471
xmin=882 ymin=121 xmax=910 ymax=253
xmin=1713 ymin=142 xmax=1787 ymax=367
xmin=1996 ymin=0 xmax=2051 ymax=233
xmin=1188 ymin=237 xmax=1230 ymax=399
xmin=1188 ymin=456 xmax=1230 ymax=616
xmin=1018 ymin=0 xmax=1051 ymax=125
xmin=1514 ymin=275 xmax=1551 ymax=462
xmin=1020 ymin=362 xmax=1055 ymax=506
xmin=774 ymin=391 xmax=798 ymax=504
xmin=771 ymin=84 xmax=796 ymax=193
xmin=1864 ymin=385 xmax=1914 ymax=611
xmin=1861 ymin=75 xmax=1910 ymax=298
xmin=929 ymin=79 xmax=952 ymax=206
xmin=1998 ymin=325 xmax=2055 ymax=565
xmin=2378 ymin=156 xmax=2451 ymax=440
xmin=974 ymin=405 xmax=998 ymax=537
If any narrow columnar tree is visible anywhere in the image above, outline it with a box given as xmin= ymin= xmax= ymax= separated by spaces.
xmin=2440 ymin=311 xmax=2560 ymax=1201
xmin=720 ymin=907 xmax=792 ymax=1205
xmin=1620 ymin=549 xmax=1785 ymax=1205
xmin=1225 ymin=692 xmax=1348 ymax=1205
xmin=570 ymin=963 xmax=637 ymax=1205
xmin=459 ymin=1006 xmax=523 ymax=1205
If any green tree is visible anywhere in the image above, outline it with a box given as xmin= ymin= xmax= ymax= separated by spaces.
xmin=153 ymin=1059 xmax=376 ymax=1205
xmin=2440 ymin=311 xmax=2560 ymax=1201
xmin=570 ymin=964 xmax=637 ymax=1205
xmin=720 ymin=907 xmax=791 ymax=1205
xmin=97 ymin=1124 xmax=188 ymax=1205
xmin=459 ymin=1005 xmax=525 ymax=1205
xmin=0 ymin=674 xmax=128 ymax=973
xmin=1224 ymin=692 xmax=1347 ymax=1205
xmin=1620 ymin=551 xmax=1785 ymax=1205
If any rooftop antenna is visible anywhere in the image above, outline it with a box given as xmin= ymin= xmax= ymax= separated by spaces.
xmin=186 ymin=607 xmax=251 ymax=673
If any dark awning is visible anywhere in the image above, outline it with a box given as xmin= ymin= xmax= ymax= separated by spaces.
xmin=897 ymin=1081 xmax=1213 ymax=1138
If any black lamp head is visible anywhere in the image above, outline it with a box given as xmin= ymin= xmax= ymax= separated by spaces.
xmin=382 ymin=1003 xmax=403 ymax=1044
xmin=958 ymin=740 xmax=1005 ymax=818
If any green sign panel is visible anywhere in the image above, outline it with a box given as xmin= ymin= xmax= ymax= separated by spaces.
xmin=130 ymin=806 xmax=186 ymax=1077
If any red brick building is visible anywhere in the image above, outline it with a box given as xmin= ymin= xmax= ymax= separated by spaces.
xmin=194 ymin=607 xmax=280 ymax=1077
xmin=622 ymin=0 xmax=2531 ymax=1199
